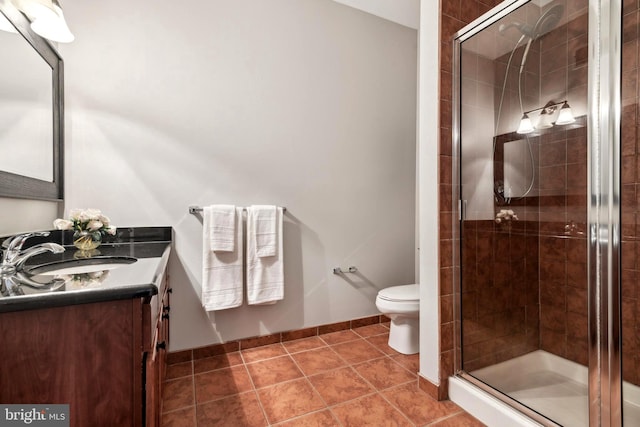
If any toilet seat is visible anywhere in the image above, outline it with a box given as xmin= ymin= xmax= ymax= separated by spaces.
xmin=377 ymin=284 xmax=419 ymax=302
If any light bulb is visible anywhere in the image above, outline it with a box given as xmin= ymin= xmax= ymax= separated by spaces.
xmin=0 ymin=12 xmax=17 ymax=33
xmin=517 ymin=114 xmax=534 ymax=134
xmin=555 ymin=101 xmax=576 ymax=125
xmin=536 ymin=109 xmax=554 ymax=129
xmin=15 ymin=0 xmax=74 ymax=43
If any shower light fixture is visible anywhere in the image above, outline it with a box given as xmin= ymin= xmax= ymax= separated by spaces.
xmin=516 ymin=100 xmax=576 ymax=134
xmin=536 ymin=107 xmax=554 ymax=129
xmin=555 ymin=101 xmax=576 ymax=125
xmin=516 ymin=113 xmax=535 ymax=134
xmin=0 ymin=0 xmax=73 ymax=43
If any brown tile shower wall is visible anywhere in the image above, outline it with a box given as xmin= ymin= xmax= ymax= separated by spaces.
xmin=532 ymin=1 xmax=590 ymax=365
xmin=460 ymin=219 xmax=539 ymax=372
xmin=621 ymin=2 xmax=640 ymax=387
xmin=461 ymin=124 xmax=589 ymax=372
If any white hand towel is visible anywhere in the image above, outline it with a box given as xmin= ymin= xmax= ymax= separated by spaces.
xmin=247 ymin=206 xmax=284 ymax=305
xmin=205 ymin=204 xmax=236 ymax=252
xmin=202 ymin=206 xmax=243 ymax=311
xmin=251 ymin=205 xmax=277 ymax=257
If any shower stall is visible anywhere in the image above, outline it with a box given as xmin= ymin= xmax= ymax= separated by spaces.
xmin=451 ymin=0 xmax=635 ymax=425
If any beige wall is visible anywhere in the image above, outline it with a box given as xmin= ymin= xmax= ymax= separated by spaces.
xmin=58 ymin=0 xmax=418 ymax=351
xmin=0 ymin=198 xmax=59 ymax=236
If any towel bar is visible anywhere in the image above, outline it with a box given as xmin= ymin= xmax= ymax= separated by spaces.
xmin=189 ymin=205 xmax=286 ymax=214
xmin=333 ymin=266 xmax=357 ymax=274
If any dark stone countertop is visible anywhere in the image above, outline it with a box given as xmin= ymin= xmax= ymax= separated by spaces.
xmin=0 ymin=227 xmax=172 ymax=313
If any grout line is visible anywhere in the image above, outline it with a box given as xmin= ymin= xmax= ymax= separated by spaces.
xmin=376 ymin=386 xmax=419 ymax=427
xmin=191 ymin=361 xmax=198 ymax=423
xmin=423 ymin=410 xmax=469 ymax=426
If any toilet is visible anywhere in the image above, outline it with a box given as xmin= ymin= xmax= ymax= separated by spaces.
xmin=375 ymin=284 xmax=419 ymax=355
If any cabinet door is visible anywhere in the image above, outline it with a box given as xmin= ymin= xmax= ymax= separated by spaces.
xmin=160 ymin=286 xmax=170 ymax=381
xmin=145 ymin=332 xmax=161 ymax=427
xmin=0 ymin=299 xmax=143 ymax=427
xmin=146 ymin=281 xmax=170 ymax=426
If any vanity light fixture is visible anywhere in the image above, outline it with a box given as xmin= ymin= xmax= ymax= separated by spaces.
xmin=536 ymin=104 xmax=554 ymax=129
xmin=516 ymin=100 xmax=576 ymax=134
xmin=516 ymin=113 xmax=535 ymax=134
xmin=555 ymin=101 xmax=576 ymax=125
xmin=8 ymin=0 xmax=73 ymax=42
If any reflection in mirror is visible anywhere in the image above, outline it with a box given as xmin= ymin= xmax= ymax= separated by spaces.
xmin=493 ymin=133 xmax=537 ymax=205
xmin=0 ymin=3 xmax=63 ymax=201
xmin=502 ymin=138 xmax=534 ymax=199
xmin=0 ymin=25 xmax=53 ymax=181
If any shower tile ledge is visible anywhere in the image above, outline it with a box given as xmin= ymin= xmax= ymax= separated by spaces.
xmin=451 ymin=350 xmax=640 ymax=426
xmin=449 ymin=376 xmax=544 ymax=427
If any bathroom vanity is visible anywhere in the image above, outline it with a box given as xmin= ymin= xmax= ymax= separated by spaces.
xmin=0 ymin=227 xmax=172 ymax=427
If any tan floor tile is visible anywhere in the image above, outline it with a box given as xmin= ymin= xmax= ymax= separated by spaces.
xmin=391 ymin=353 xmax=420 ymax=374
xmin=319 ymin=329 xmax=360 ymax=345
xmin=166 ymin=361 xmax=193 ymax=380
xmin=161 ymin=406 xmax=196 ymax=427
xmin=365 ymin=334 xmax=396 ymax=355
xmin=331 ymin=339 xmax=384 ymax=364
xmin=352 ymin=323 xmax=389 ymax=338
xmin=194 ymin=352 xmax=243 ymax=374
xmin=383 ymin=383 xmax=461 ymax=425
xmin=354 ymin=358 xmax=416 ymax=390
xmin=162 ymin=377 xmax=194 ymax=413
xmin=195 ymin=365 xmax=253 ymax=403
xmin=283 ymin=337 xmax=327 ymax=354
xmin=291 ymin=347 xmax=346 ymax=376
xmin=431 ymin=412 xmax=487 ymax=426
xmin=242 ymin=343 xmax=287 ymax=363
xmin=196 ymin=392 xmax=267 ymax=427
xmin=308 ymin=367 xmax=374 ymax=405
xmin=257 ymin=378 xmax=325 ymax=424
xmin=246 ymin=355 xmax=304 ymax=388
xmin=161 ymin=330 xmax=487 ymax=427
xmin=274 ymin=410 xmax=338 ymax=426
xmin=331 ymin=393 xmax=412 ymax=427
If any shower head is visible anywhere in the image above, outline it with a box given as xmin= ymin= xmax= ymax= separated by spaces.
xmin=498 ymin=4 xmax=564 ymax=40
xmin=531 ymin=4 xmax=564 ymax=39
xmin=498 ymin=21 xmax=531 ymax=35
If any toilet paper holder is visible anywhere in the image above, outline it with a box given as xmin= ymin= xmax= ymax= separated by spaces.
xmin=333 ymin=266 xmax=357 ymax=274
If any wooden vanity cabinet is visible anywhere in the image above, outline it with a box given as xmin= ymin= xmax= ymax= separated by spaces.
xmin=0 ymin=276 xmax=170 ymax=426
xmin=144 ymin=272 xmax=171 ymax=427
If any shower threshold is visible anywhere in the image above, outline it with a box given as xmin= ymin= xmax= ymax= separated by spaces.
xmin=451 ymin=350 xmax=640 ymax=426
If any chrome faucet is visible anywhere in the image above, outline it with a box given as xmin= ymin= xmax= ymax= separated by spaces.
xmin=1 ymin=232 xmax=65 ymax=276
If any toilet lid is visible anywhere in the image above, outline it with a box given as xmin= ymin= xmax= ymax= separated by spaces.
xmin=378 ymin=284 xmax=419 ymax=302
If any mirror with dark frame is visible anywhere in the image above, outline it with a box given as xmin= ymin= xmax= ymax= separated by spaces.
xmin=493 ymin=132 xmax=537 ymax=205
xmin=0 ymin=1 xmax=63 ymax=201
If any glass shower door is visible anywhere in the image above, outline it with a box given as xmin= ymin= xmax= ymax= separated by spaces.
xmin=453 ymin=0 xmax=624 ymax=425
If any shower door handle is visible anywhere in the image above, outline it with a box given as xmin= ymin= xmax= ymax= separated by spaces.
xmin=458 ymin=199 xmax=467 ymax=221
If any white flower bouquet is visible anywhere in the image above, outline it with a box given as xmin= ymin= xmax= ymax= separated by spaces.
xmin=54 ymin=208 xmax=117 ymax=236
xmin=54 ymin=209 xmax=116 ymax=250
xmin=495 ymin=209 xmax=518 ymax=223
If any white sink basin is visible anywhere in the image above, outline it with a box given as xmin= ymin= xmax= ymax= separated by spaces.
xmin=28 ymin=257 xmax=137 ymax=275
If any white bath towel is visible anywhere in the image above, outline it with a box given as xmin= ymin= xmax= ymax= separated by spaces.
xmin=205 ymin=204 xmax=236 ymax=252
xmin=247 ymin=206 xmax=284 ymax=305
xmin=251 ymin=205 xmax=277 ymax=257
xmin=201 ymin=206 xmax=243 ymax=311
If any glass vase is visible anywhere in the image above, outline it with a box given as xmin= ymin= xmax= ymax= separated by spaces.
xmin=73 ymin=230 xmax=102 ymax=251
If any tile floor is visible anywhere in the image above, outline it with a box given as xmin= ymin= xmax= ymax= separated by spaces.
xmin=161 ymin=323 xmax=485 ymax=426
